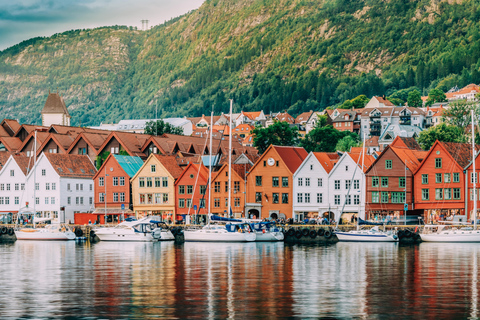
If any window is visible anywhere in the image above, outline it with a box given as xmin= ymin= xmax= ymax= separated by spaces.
xmin=272 ymin=193 xmax=279 ymax=204
xmin=345 ymin=180 xmax=351 ymax=189
xmin=186 ymin=199 xmax=192 ymax=208
xmin=282 ymin=193 xmax=289 ymax=204
xmin=34 ymin=183 xmax=38 ymax=191
xmin=76 ymin=197 xmax=79 ymax=205
xmin=282 ymin=177 xmax=288 ymax=187
xmin=42 ymin=169 xmax=46 ymax=176
xmin=233 ymin=181 xmax=240 ymax=192
xmin=256 ymin=176 xmax=262 ymax=186
xmin=234 ymin=198 xmax=240 ymax=207
xmin=89 ymin=197 xmax=93 ymax=205
xmin=435 ymin=158 xmax=442 ymax=168
xmin=162 ymin=177 xmax=168 ymax=188
xmin=263 ymin=160 xmax=266 ymax=167
xmin=345 ymin=165 xmax=349 ymax=172
xmin=385 ymin=160 xmax=392 ymax=169
xmin=354 ymin=180 xmax=359 ymax=189
xmin=372 ymin=176 xmax=379 ymax=187
xmin=305 ymin=193 xmax=310 ymax=203
xmin=334 ymin=195 xmax=340 ymax=205
xmin=422 ymin=189 xmax=429 ymax=200
xmin=10 ymin=170 xmax=14 ymax=177
xmin=155 ymin=177 xmax=161 ymax=187
xmin=444 ymin=188 xmax=452 ymax=200
xmin=120 ymin=193 xmax=125 ymax=202
xmin=381 ymin=177 xmax=388 ymax=187
xmin=139 ymin=177 xmax=145 ymax=188
xmin=335 ymin=180 xmax=340 ymax=190
xmin=15 ymin=184 xmax=19 ymax=191
xmin=99 ymin=177 xmax=104 ymax=186
xmin=272 ymin=177 xmax=279 ymax=187
xmin=179 ymin=185 xmax=185 ymax=194
xmin=113 ymin=177 xmax=118 ymax=186
xmin=14 ymin=197 xmax=19 ymax=205
xmin=399 ymin=177 xmax=406 ymax=188
xmin=435 ymin=188 xmax=443 ymax=200
xmin=422 ymin=174 xmax=428 ymax=184
xmin=187 ymin=185 xmax=193 ymax=194
xmin=51 ymin=197 xmax=55 ymax=204
xmin=113 ymin=193 xmax=118 ymax=202
xmin=68 ymin=197 xmax=71 ymax=205
xmin=45 ymin=183 xmax=50 ymax=190
xmin=0 ymin=184 xmax=3 ymax=191
xmin=34 ymin=197 xmax=38 ymax=205
xmin=151 ymin=165 xmax=156 ymax=173
xmin=453 ymin=173 xmax=460 ymax=183
xmin=225 ymin=182 xmax=229 ymax=193
xmin=297 ymin=193 xmax=303 ymax=203
xmin=318 ymin=178 xmax=323 ymax=187
xmin=472 ymin=172 xmax=478 ymax=184
xmin=120 ymin=177 xmax=125 ymax=186
xmin=139 ymin=194 xmax=145 ymax=204
xmin=199 ymin=199 xmax=205 ymax=208
xmin=391 ymin=192 xmax=405 ymax=203
xmin=255 ymin=192 xmax=262 ymax=203
xmin=80 ymin=197 xmax=84 ymax=205
xmin=0 ymin=197 xmax=4 ymax=205
xmin=453 ymin=188 xmax=461 ymax=200
xmin=444 ymin=173 xmax=451 ymax=183
xmin=381 ymin=192 xmax=389 ymax=203
xmin=163 ymin=193 xmax=168 ymax=204
xmin=345 ymin=195 xmax=351 ymax=205
xmin=21 ymin=184 xmax=25 ymax=191
xmin=179 ymin=198 xmax=185 ymax=208
xmin=305 ymin=178 xmax=310 ymax=187
xmin=436 ymin=173 xmax=442 ymax=183
xmin=6 ymin=184 xmax=10 ymax=191
xmin=146 ymin=177 xmax=153 ymax=188
xmin=298 ymin=178 xmax=303 ymax=187
xmin=155 ymin=193 xmax=162 ymax=204
xmin=89 ymin=184 xmax=92 ymax=191
xmin=214 ymin=182 xmax=220 ymax=193
xmin=214 ymin=198 xmax=220 ymax=208
xmin=354 ymin=195 xmax=360 ymax=205
xmin=200 ymin=186 xmax=206 ymax=195
xmin=317 ymin=193 xmax=323 ymax=203
xmin=310 ymin=164 xmax=313 ymax=170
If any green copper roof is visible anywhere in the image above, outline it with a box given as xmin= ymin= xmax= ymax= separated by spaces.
xmin=113 ymin=155 xmax=144 ymax=178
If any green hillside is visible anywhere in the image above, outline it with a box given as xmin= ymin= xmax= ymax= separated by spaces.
xmin=1 ymin=0 xmax=480 ymax=126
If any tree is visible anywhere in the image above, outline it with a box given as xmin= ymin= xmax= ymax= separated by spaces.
xmin=425 ymin=88 xmax=447 ymax=106
xmin=339 ymin=95 xmax=370 ymax=109
xmin=335 ymin=135 xmax=360 ymax=152
xmin=300 ymin=125 xmax=358 ymax=152
xmin=442 ymin=100 xmax=479 ymax=128
xmin=417 ymin=123 xmax=466 ymax=150
xmin=407 ymin=90 xmax=422 ymax=108
xmin=144 ymin=120 xmax=184 ymax=136
xmin=252 ymin=121 xmax=298 ymax=154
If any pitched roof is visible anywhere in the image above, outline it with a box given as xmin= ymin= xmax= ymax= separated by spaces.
xmin=295 ymin=111 xmax=313 ymax=124
xmin=233 ymin=124 xmax=254 ymax=132
xmin=0 ymin=125 xmax=10 ymax=137
xmin=275 ymin=112 xmax=295 ymax=124
xmin=98 ymin=131 xmax=151 ymax=158
xmin=0 ymin=151 xmax=15 ymax=170
xmin=313 ymin=152 xmax=340 ymax=173
xmin=113 ymin=155 xmax=144 ymax=178
xmin=365 ymin=136 xmax=379 ymax=147
xmin=43 ymin=153 xmax=96 ymax=178
xmin=1 ymin=119 xmax=21 ymax=135
xmin=348 ymin=152 xmax=376 ymax=173
xmin=273 ymin=145 xmax=308 ymax=173
xmin=440 ymin=141 xmax=476 ymax=169
xmin=390 ymin=147 xmax=427 ymax=172
xmin=9 ymin=153 xmax=32 ymax=175
xmin=243 ymin=111 xmax=262 ymax=120
xmin=396 ymin=137 xmax=422 ymax=150
xmin=152 ymin=154 xmax=184 ymax=179
xmin=66 ymin=132 xmax=110 ymax=154
xmin=373 ymin=96 xmax=395 ymax=106
xmin=14 ymin=124 xmax=49 ymax=138
xmin=41 ymin=93 xmax=71 ymax=116
xmin=36 ymin=133 xmax=77 ymax=155
xmin=0 ymin=137 xmax=23 ymax=152
xmin=19 ymin=131 xmax=50 ymax=153
xmin=176 ymin=162 xmax=209 ymax=185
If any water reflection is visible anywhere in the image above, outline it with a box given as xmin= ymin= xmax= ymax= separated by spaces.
xmin=0 ymin=241 xmax=480 ymax=319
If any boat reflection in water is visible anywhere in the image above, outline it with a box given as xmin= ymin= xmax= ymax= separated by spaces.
xmin=2 ymin=241 xmax=480 ymax=318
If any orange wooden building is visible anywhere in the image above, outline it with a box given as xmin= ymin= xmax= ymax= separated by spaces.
xmin=174 ymin=162 xmax=209 ymax=222
xmin=245 ymin=145 xmax=307 ymax=219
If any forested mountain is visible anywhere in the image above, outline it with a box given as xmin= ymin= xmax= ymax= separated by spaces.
xmin=1 ymin=0 xmax=480 ymax=126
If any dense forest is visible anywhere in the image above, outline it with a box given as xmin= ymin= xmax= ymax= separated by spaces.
xmin=1 ymin=0 xmax=480 ymax=126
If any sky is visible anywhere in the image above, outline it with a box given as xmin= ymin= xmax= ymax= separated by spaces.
xmin=0 ymin=0 xmax=205 ymax=51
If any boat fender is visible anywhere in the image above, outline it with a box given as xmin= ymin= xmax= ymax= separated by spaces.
xmin=397 ymin=230 xmax=404 ymax=239
xmin=414 ymin=233 xmax=421 ymax=240
xmin=317 ymin=229 xmax=325 ymax=236
xmin=75 ymin=228 xmax=84 ymax=237
xmin=1 ymin=227 xmax=7 ymax=234
xmin=302 ymin=228 xmax=310 ymax=237
xmin=393 ymin=234 xmax=398 ymax=240
xmin=7 ymin=228 xmax=14 ymax=236
xmin=62 ymin=227 xmax=66 ymax=232
xmin=404 ymin=230 xmax=411 ymax=238
xmin=309 ymin=230 xmax=317 ymax=239
xmin=89 ymin=230 xmax=96 ymax=238
xmin=324 ymin=230 xmax=333 ymax=239
xmin=238 ymin=228 xmax=243 ymax=233
xmin=287 ymin=228 xmax=295 ymax=237
xmin=295 ymin=230 xmax=302 ymax=239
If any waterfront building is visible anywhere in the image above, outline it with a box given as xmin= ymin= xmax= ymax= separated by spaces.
xmin=245 ymin=145 xmax=307 ymax=219
xmin=293 ymin=152 xmax=339 ymax=222
xmin=327 ymin=151 xmax=375 ymax=222
xmin=0 ymin=137 xmax=23 ymax=152
xmin=174 ymin=162 xmax=209 ymax=222
xmin=211 ymin=162 xmax=251 ymax=218
xmin=131 ymin=154 xmax=183 ymax=221
xmin=25 ymin=153 xmax=96 ymax=223
xmin=331 ymin=110 xmax=361 ymax=134
xmin=41 ymin=92 xmax=71 ymax=127
xmin=365 ymin=141 xmax=427 ymax=220
xmin=96 ymin=131 xmax=150 ymax=159
xmin=19 ymin=130 xmax=50 ymax=157
xmin=35 ymin=133 xmax=77 ymax=156
xmin=66 ymin=132 xmax=111 ymax=167
xmin=0 ymin=119 xmax=21 ymax=137
xmin=0 ymin=153 xmax=31 ymax=217
xmin=93 ymin=154 xmax=144 ymax=220
xmin=414 ymin=141 xmax=474 ymax=223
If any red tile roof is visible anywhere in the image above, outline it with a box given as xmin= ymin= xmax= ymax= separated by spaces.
xmin=41 ymin=93 xmax=70 ymax=116
xmin=440 ymin=141 xmax=476 ymax=169
xmin=373 ymin=96 xmax=395 ymax=106
xmin=295 ymin=111 xmax=313 ymax=124
xmin=43 ymin=153 xmax=96 ymax=178
xmin=348 ymin=152 xmax=376 ymax=173
xmin=10 ymin=153 xmax=33 ymax=176
xmin=313 ymin=152 xmax=340 ymax=173
xmin=0 ymin=137 xmax=23 ymax=152
xmin=66 ymin=132 xmax=110 ymax=154
xmin=275 ymin=112 xmax=295 ymax=124
xmin=1 ymin=119 xmax=21 ymax=135
xmin=152 ymin=154 xmax=184 ymax=179
xmin=273 ymin=146 xmax=308 ymax=173
xmin=0 ymin=151 xmax=15 ymax=170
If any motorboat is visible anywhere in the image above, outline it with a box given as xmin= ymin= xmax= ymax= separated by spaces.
xmin=249 ymin=222 xmax=284 ymax=241
xmin=95 ymin=218 xmax=173 ymax=242
xmin=184 ymin=223 xmax=256 ymax=242
xmin=420 ymin=225 xmax=480 ymax=242
xmin=335 ymin=226 xmax=399 ymax=242
xmin=15 ymin=224 xmax=76 ymax=241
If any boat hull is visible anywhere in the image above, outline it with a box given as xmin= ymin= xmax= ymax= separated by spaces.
xmin=14 ymin=230 xmax=76 ymax=241
xmin=335 ymin=231 xmax=398 ymax=242
xmin=184 ymin=230 xmax=256 ymax=242
xmin=157 ymin=230 xmax=175 ymax=241
xmin=420 ymin=231 xmax=480 ymax=242
xmin=95 ymin=230 xmax=158 ymax=242
xmin=254 ymin=231 xmax=284 ymax=242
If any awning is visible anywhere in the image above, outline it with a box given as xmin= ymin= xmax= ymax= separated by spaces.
xmin=92 ymin=208 xmax=134 ymax=215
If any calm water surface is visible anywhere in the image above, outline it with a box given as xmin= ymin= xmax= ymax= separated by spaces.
xmin=0 ymin=241 xmax=479 ymax=319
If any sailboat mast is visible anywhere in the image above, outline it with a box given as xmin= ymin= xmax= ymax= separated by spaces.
xmin=208 ymin=110 xmax=213 ymax=219
xmin=358 ymin=132 xmax=366 ymax=230
xmin=228 ymin=99 xmax=233 ymax=218
xmin=473 ymin=110 xmax=477 ymax=229
xmin=33 ymin=130 xmax=37 ymax=228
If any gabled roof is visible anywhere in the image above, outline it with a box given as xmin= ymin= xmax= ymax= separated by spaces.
xmin=365 ymin=145 xmax=427 ymax=174
xmin=0 ymin=125 xmax=10 ymax=137
xmin=275 ymin=112 xmax=295 ymax=124
xmin=8 ymin=153 xmax=32 ymax=176
xmin=312 ymin=152 xmax=340 ymax=173
xmin=415 ymin=140 xmax=477 ymax=174
xmin=365 ymin=136 xmax=379 ymax=147
xmin=151 ymin=154 xmax=184 ymax=179
xmin=0 ymin=137 xmax=23 ymax=152
xmin=175 ymin=162 xmax=209 ymax=186
xmin=373 ymin=96 xmax=395 ymax=106
xmin=97 ymin=131 xmax=151 ymax=158
xmin=39 ymin=153 xmax=96 ymax=178
xmin=233 ymin=124 xmax=254 ymax=132
xmin=0 ymin=151 xmax=15 ymax=170
xmin=242 ymin=111 xmax=263 ymax=120
xmin=49 ymin=124 xmax=108 ymax=135
xmin=113 ymin=155 xmax=144 ymax=178
xmin=36 ymin=133 xmax=76 ymax=156
xmin=271 ymin=145 xmax=308 ymax=174
xmin=41 ymin=92 xmax=71 ymax=116
xmin=1 ymin=119 xmax=21 ymax=135
xmin=295 ymin=111 xmax=314 ymax=124
xmin=19 ymin=131 xmax=50 ymax=153
xmin=390 ymin=136 xmax=422 ymax=150
xmin=66 ymin=132 xmax=110 ymax=155
xmin=348 ymin=152 xmax=376 ymax=173
xmin=14 ymin=124 xmax=49 ymax=138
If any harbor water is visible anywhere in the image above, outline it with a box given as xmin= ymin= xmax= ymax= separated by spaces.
xmin=0 ymin=241 xmax=479 ymax=319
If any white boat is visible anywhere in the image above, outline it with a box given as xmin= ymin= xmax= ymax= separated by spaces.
xmin=250 ymin=222 xmax=284 ymax=241
xmin=15 ymin=224 xmax=76 ymax=240
xmin=95 ymin=218 xmax=173 ymax=242
xmin=420 ymin=225 xmax=480 ymax=242
xmin=184 ymin=223 xmax=256 ymax=242
xmin=335 ymin=226 xmax=399 ymax=242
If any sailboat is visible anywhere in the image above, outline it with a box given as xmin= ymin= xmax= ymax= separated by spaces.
xmin=14 ymin=129 xmax=76 ymax=241
xmin=335 ymin=133 xmax=399 ymax=242
xmin=420 ymin=110 xmax=480 ymax=242
xmin=183 ymin=101 xmax=256 ymax=242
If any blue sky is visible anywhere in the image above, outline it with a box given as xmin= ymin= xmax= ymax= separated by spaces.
xmin=0 ymin=0 xmax=205 ymax=50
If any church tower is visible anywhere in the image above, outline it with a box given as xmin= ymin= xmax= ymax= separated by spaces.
xmin=41 ymin=91 xmax=71 ymax=127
